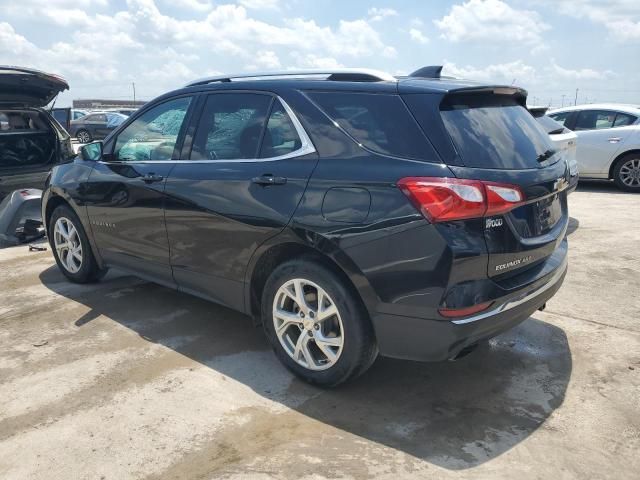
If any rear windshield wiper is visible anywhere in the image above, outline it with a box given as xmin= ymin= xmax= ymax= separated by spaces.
xmin=547 ymin=128 xmax=565 ymax=135
xmin=536 ymin=149 xmax=556 ymax=163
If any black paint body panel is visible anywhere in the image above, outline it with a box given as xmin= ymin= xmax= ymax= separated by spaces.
xmin=42 ymin=75 xmax=569 ymax=362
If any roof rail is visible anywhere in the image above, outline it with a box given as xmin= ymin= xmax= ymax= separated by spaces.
xmin=409 ymin=65 xmax=443 ymax=79
xmin=185 ymin=68 xmax=397 ymax=87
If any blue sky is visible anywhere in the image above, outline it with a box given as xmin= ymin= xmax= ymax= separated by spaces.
xmin=1 ymin=0 xmax=639 ymax=107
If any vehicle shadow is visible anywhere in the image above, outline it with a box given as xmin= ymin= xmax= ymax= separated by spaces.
xmin=575 ymin=179 xmax=627 ymax=194
xmin=39 ymin=266 xmax=572 ymax=471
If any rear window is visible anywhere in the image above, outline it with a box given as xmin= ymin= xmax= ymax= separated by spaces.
xmin=440 ymin=94 xmax=556 ymax=169
xmin=307 ymin=91 xmax=434 ymax=160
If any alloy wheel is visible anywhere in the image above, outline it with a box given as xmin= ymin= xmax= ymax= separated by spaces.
xmin=53 ymin=217 xmax=83 ymax=274
xmin=272 ymin=278 xmax=344 ymax=371
xmin=77 ymin=131 xmax=91 ymax=143
xmin=619 ymin=158 xmax=640 ymax=188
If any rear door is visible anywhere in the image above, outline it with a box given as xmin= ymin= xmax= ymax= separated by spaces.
xmin=163 ymin=91 xmax=318 ymax=311
xmin=405 ymin=90 xmax=570 ymax=280
xmin=571 ymin=109 xmax=637 ymax=175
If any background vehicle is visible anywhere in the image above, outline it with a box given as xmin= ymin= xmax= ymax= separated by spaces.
xmin=0 ymin=188 xmax=44 ymax=247
xmin=69 ymin=111 xmax=127 ymax=143
xmin=0 ymin=66 xmax=74 ymax=201
xmin=43 ymin=67 xmax=569 ymax=386
xmin=105 ymin=108 xmax=138 ymax=117
xmin=529 ymin=106 xmax=578 ymax=192
xmin=549 ymin=104 xmax=640 ymax=191
xmin=51 ymin=108 xmax=88 ymax=131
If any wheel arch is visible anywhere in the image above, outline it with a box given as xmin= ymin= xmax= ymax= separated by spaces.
xmin=43 ymin=189 xmax=105 ymax=268
xmin=609 ymin=149 xmax=640 ymax=179
xmin=245 ymin=232 xmax=379 ymax=327
xmin=44 ymin=194 xmax=71 ymax=234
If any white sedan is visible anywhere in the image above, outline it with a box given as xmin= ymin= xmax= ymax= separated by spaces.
xmin=548 ymin=104 xmax=640 ymax=191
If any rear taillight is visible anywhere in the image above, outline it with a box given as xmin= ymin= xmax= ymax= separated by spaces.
xmin=439 ymin=301 xmax=493 ymax=318
xmin=398 ymin=177 xmax=524 ymax=222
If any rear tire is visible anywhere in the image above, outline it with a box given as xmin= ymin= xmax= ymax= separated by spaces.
xmin=49 ymin=205 xmax=107 ymax=283
xmin=262 ymin=258 xmax=377 ymax=387
xmin=613 ymin=154 xmax=640 ymax=192
xmin=76 ymin=129 xmax=92 ymax=144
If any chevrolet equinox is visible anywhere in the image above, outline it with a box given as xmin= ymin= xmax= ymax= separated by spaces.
xmin=42 ymin=67 xmax=569 ymax=386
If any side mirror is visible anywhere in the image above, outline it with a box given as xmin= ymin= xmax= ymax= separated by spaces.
xmin=79 ymin=141 xmax=103 ymax=161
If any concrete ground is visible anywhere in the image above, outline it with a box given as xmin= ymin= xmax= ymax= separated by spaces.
xmin=0 ymin=181 xmax=638 ymax=480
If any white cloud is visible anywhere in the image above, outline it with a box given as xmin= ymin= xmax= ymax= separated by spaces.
xmin=367 ymin=7 xmax=398 ymax=22
xmin=290 ymin=53 xmax=343 ymax=69
xmin=550 ymin=61 xmax=615 ymax=81
xmin=435 ymin=0 xmax=550 ymax=47
xmin=443 ymin=60 xmax=537 ymax=84
xmin=549 ymin=0 xmax=640 ymax=42
xmin=238 ymin=0 xmax=280 ymax=10
xmin=247 ymin=50 xmax=281 ymax=70
xmin=166 ymin=0 xmax=212 ymax=12
xmin=409 ymin=28 xmax=429 ymax=44
xmin=0 ymin=0 xmax=397 ymax=103
xmin=443 ymin=59 xmax=616 ymax=91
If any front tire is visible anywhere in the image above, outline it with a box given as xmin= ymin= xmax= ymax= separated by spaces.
xmin=613 ymin=154 xmax=640 ymax=192
xmin=50 ymin=205 xmax=107 ymax=283
xmin=262 ymin=258 xmax=377 ymax=387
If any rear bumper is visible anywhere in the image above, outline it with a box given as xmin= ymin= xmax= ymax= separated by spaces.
xmin=372 ymin=248 xmax=568 ymax=362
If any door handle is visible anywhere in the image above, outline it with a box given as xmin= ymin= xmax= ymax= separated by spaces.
xmin=608 ymin=137 xmax=621 ymax=143
xmin=141 ymin=173 xmax=164 ymax=184
xmin=251 ymin=174 xmax=287 ymax=186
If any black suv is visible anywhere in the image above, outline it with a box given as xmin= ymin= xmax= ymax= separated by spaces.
xmin=0 ymin=66 xmax=74 ymax=200
xmin=42 ymin=67 xmax=569 ymax=386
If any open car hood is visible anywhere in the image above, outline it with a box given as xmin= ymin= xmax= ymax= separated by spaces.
xmin=0 ymin=66 xmax=69 ymax=107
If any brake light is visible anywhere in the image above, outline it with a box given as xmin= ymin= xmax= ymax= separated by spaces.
xmin=484 ymin=182 xmax=524 ymax=216
xmin=398 ymin=177 xmax=524 ymax=222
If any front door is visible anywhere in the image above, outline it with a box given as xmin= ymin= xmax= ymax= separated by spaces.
xmin=572 ymin=109 xmax=635 ymax=175
xmin=163 ymin=92 xmax=318 ymax=311
xmin=83 ymin=95 xmax=194 ymax=285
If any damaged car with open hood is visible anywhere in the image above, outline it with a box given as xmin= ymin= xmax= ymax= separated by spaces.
xmin=0 ymin=66 xmax=74 ymax=246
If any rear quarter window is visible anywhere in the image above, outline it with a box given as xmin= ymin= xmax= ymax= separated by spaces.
xmin=306 ymin=91 xmax=435 ymax=160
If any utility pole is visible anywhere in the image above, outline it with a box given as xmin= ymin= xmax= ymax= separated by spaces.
xmin=132 ymin=82 xmax=136 ymax=105
xmin=574 ymin=88 xmax=579 ymax=106
xmin=561 ymin=94 xmax=565 ymax=107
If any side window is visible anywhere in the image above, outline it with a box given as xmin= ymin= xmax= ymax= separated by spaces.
xmin=89 ymin=114 xmax=106 ymax=123
xmin=106 ymin=113 xmax=125 ymax=128
xmin=259 ymin=100 xmax=302 ymax=158
xmin=548 ymin=111 xmax=572 ymax=126
xmin=190 ymin=93 xmax=272 ymax=160
xmin=307 ymin=91 xmax=433 ymax=160
xmin=574 ymin=110 xmax=616 ymax=131
xmin=114 ymin=97 xmax=192 ymax=161
xmin=613 ymin=113 xmax=637 ymax=127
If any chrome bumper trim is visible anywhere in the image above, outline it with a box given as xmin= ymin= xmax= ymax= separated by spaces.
xmin=451 ymin=256 xmax=568 ymax=325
